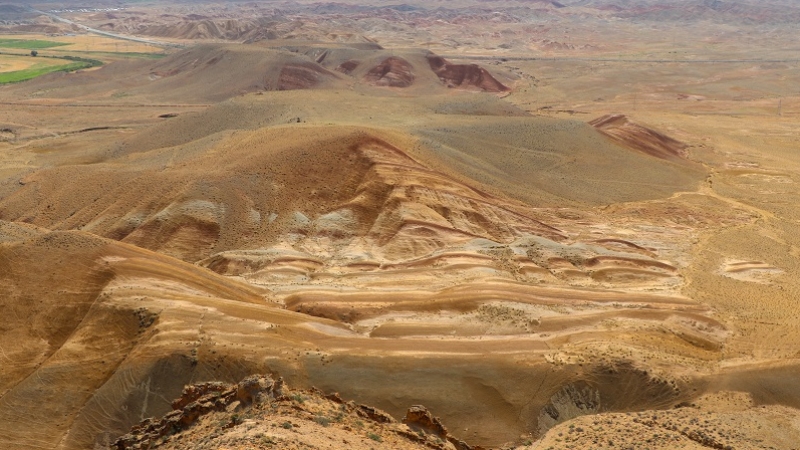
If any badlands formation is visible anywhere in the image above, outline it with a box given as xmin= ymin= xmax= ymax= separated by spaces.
xmin=2 ymin=1 xmax=800 ymax=449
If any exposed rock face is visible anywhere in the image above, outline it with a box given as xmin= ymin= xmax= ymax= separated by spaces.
xmin=356 ymin=404 xmax=396 ymax=423
xmin=170 ymin=381 xmax=228 ymax=410
xmin=404 ymin=405 xmax=479 ymax=450
xmin=112 ymin=375 xmax=479 ymax=450
xmin=113 ymin=375 xmax=279 ymax=450
xmin=237 ymin=374 xmax=281 ymax=403
xmin=537 ymin=383 xmax=602 ymax=434
xmin=589 ymin=114 xmax=688 ymax=160
xmin=405 ymin=405 xmax=449 ymax=436
xmin=427 ymin=55 xmax=510 ymax=93
xmin=364 ymin=56 xmax=415 ymax=87
xmin=336 ymin=59 xmax=360 ymax=74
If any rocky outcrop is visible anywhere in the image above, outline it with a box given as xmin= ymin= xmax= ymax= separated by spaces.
xmin=336 ymin=59 xmax=360 ymax=74
xmin=356 ymin=404 xmax=397 ymax=423
xmin=364 ymin=56 xmax=415 ymax=87
xmin=589 ymin=114 xmax=688 ymax=160
xmin=404 ymin=405 xmax=480 ymax=450
xmin=405 ymin=405 xmax=449 ymax=436
xmin=112 ymin=375 xmax=280 ymax=450
xmin=112 ymin=375 xmax=480 ymax=450
xmin=169 ymin=381 xmax=228 ymax=410
xmin=427 ymin=54 xmax=510 ymax=93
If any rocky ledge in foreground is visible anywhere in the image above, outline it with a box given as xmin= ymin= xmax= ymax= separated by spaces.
xmin=112 ymin=374 xmax=480 ymax=450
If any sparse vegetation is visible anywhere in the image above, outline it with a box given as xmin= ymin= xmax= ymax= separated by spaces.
xmin=313 ymin=415 xmax=331 ymax=427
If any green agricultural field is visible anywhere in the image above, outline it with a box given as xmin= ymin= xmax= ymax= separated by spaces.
xmin=0 ymin=60 xmax=92 ymax=84
xmin=0 ymin=39 xmax=70 ymax=49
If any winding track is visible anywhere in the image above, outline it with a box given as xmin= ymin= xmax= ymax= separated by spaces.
xmin=29 ymin=8 xmax=185 ymax=49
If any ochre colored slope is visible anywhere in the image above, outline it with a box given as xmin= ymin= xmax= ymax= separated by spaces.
xmin=0 ymin=224 xmax=270 ymax=450
xmin=0 ymin=221 xmax=717 ymax=449
xmin=590 ymin=114 xmax=688 ymax=161
xmin=4 ymin=36 xmax=799 ymax=450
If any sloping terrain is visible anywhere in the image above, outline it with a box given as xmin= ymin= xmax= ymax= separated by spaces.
xmin=0 ymin=44 xmax=511 ymax=103
xmin=108 ymin=379 xmax=800 ymax=450
xmin=364 ymin=56 xmax=416 ymax=87
xmin=427 ymin=55 xmax=509 ymax=93
xmin=0 ymin=5 xmax=72 ymax=34
xmin=121 ymin=19 xmax=281 ymax=41
xmin=579 ymin=0 xmax=800 ymax=24
xmin=256 ymin=44 xmax=515 ymax=94
xmin=42 ymin=0 xmax=800 ymax=69
xmin=0 ymin=222 xmax=271 ymax=449
xmin=590 ymin=114 xmax=689 ymax=161
xmin=142 ymin=45 xmax=346 ymax=99
xmin=3 ymin=6 xmax=800 ymax=449
xmin=5 ymin=44 xmax=347 ymax=102
xmin=91 ymin=14 xmax=377 ymax=44
xmin=529 ymin=391 xmax=800 ymax=450
xmin=0 ymin=98 xmax=705 ymax=264
xmin=0 ymin=215 xmax=729 ymax=450
xmin=0 ymin=73 xmax=726 ymax=448
xmin=112 ymin=375 xmax=476 ymax=450
xmin=413 ymin=116 xmax=702 ymax=206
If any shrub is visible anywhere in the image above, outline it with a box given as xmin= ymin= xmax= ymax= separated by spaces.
xmin=313 ymin=415 xmax=331 ymax=427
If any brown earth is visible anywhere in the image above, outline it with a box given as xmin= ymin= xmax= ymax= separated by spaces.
xmin=3 ymin=2 xmax=800 ymax=449
xmin=278 ymin=62 xmax=338 ymax=90
xmin=590 ymin=114 xmax=689 ymax=161
xmin=112 ymin=374 xmax=479 ymax=450
xmin=364 ymin=56 xmax=416 ymax=88
xmin=523 ymin=391 xmax=800 ymax=450
xmin=427 ymin=55 xmax=509 ymax=93
xmin=0 ymin=44 xmax=509 ymax=102
xmin=0 ymin=95 xmax=720 ymax=448
xmin=0 ymin=47 xmax=784 ymax=447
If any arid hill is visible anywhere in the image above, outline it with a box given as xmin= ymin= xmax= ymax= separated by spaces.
xmin=0 ymin=101 xmax=704 ymax=264
xmin=112 ymin=374 xmax=477 ymax=450
xmin=0 ymin=209 xmax=735 ymax=449
xmin=590 ymin=114 xmax=688 ymax=160
xmin=112 ymin=18 xmax=283 ymax=41
xmin=427 ymin=55 xmax=509 ymax=92
xmin=0 ymin=67 xmax=725 ymax=448
xmin=364 ymin=56 xmax=416 ymax=87
xmin=3 ymin=44 xmax=511 ymax=103
xmin=274 ymin=44 xmax=514 ymax=93
xmin=3 ymin=2 xmax=800 ymax=448
xmin=0 ymin=44 xmax=345 ymax=103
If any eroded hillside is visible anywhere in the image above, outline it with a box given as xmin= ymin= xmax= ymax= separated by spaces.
xmin=2 ymin=13 xmax=800 ymax=449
